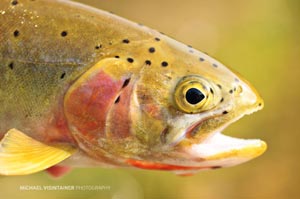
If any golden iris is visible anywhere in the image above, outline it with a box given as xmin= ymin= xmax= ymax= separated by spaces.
xmin=174 ymin=76 xmax=216 ymax=113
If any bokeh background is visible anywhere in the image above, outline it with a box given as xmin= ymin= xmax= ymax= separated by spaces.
xmin=1 ymin=0 xmax=299 ymax=198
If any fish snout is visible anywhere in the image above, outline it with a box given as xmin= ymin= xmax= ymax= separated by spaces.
xmin=234 ymin=77 xmax=264 ymax=114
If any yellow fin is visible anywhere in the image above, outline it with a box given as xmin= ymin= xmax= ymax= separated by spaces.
xmin=0 ymin=129 xmax=76 ymax=175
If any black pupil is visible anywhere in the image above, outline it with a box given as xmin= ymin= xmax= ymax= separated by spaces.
xmin=186 ymin=88 xmax=205 ymax=105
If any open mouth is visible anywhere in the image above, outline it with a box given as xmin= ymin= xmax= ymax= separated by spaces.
xmin=186 ymin=131 xmax=267 ymax=167
xmin=182 ymin=98 xmax=267 ymax=168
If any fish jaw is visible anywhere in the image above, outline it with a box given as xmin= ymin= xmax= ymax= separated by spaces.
xmin=172 ymin=83 xmax=266 ymax=170
xmin=125 ymin=132 xmax=266 ymax=172
xmin=179 ymin=85 xmax=266 ymax=169
xmin=185 ymin=132 xmax=267 ymax=168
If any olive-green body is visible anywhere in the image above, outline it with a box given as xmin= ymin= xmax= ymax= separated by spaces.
xmin=0 ymin=0 xmax=157 ymax=143
xmin=0 ymin=0 xmax=265 ymax=171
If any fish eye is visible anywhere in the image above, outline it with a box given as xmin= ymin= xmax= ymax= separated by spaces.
xmin=185 ymin=88 xmax=205 ymax=105
xmin=174 ymin=76 xmax=218 ymax=113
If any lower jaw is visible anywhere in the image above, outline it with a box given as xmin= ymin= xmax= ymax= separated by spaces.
xmin=185 ymin=132 xmax=267 ymax=167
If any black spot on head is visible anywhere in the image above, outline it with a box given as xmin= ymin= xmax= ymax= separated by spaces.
xmin=210 ymin=87 xmax=214 ymax=94
xmin=161 ymin=61 xmax=168 ymax=67
xmin=258 ymin=103 xmax=262 ymax=107
xmin=61 ymin=31 xmax=68 ymax=37
xmin=155 ymin=37 xmax=160 ymax=41
xmin=199 ymin=57 xmax=205 ymax=62
xmin=95 ymin=44 xmax=102 ymax=50
xmin=149 ymin=47 xmax=155 ymax=53
xmin=60 ymin=72 xmax=66 ymax=79
xmin=115 ymin=55 xmax=120 ymax=59
xmin=8 ymin=62 xmax=14 ymax=70
xmin=212 ymin=63 xmax=218 ymax=68
xmin=145 ymin=60 xmax=151 ymax=65
xmin=217 ymin=84 xmax=222 ymax=89
xmin=13 ymin=30 xmax=19 ymax=37
xmin=122 ymin=78 xmax=131 ymax=88
xmin=223 ymin=111 xmax=229 ymax=114
xmin=127 ymin=58 xmax=134 ymax=63
xmin=11 ymin=0 xmax=18 ymax=5
xmin=211 ymin=166 xmax=222 ymax=169
xmin=114 ymin=96 xmax=120 ymax=104
xmin=229 ymin=89 xmax=233 ymax=94
xmin=220 ymin=98 xmax=224 ymax=103
xmin=122 ymin=39 xmax=130 ymax=44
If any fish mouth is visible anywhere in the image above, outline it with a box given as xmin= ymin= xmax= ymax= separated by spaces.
xmin=186 ymin=131 xmax=267 ymax=168
xmin=182 ymin=97 xmax=266 ymax=168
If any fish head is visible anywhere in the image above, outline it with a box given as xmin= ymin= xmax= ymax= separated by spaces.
xmin=63 ymin=31 xmax=266 ymax=172
xmin=130 ymin=37 xmax=266 ymax=172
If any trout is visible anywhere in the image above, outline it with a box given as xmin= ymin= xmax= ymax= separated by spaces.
xmin=0 ymin=0 xmax=266 ymax=176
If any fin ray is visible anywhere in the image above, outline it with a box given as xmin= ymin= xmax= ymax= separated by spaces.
xmin=0 ymin=129 xmax=76 ymax=175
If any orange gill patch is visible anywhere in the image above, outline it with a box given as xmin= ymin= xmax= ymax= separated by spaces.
xmin=64 ymin=70 xmax=133 ymax=143
xmin=106 ymin=79 xmax=133 ymax=138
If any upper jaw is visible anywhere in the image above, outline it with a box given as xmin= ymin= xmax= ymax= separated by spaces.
xmin=166 ymin=89 xmax=266 ymax=168
xmin=181 ymin=104 xmax=266 ymax=168
xmin=180 ymin=105 xmax=267 ymax=168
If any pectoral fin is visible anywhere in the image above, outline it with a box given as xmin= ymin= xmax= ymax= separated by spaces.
xmin=0 ymin=129 xmax=76 ymax=175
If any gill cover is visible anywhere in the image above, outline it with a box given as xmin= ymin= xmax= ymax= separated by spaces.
xmin=64 ymin=58 xmax=136 ymax=159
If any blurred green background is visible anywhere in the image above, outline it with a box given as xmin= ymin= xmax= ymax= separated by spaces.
xmin=1 ymin=0 xmax=299 ymax=198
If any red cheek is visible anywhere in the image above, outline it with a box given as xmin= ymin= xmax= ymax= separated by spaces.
xmin=106 ymin=83 xmax=133 ymax=138
xmin=64 ymin=70 xmax=124 ymax=142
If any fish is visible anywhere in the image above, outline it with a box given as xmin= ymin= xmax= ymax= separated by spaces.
xmin=0 ymin=0 xmax=266 ymax=176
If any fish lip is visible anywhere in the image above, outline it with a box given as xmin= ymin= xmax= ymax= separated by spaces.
xmin=185 ymin=132 xmax=267 ymax=167
xmin=178 ymin=104 xmax=266 ymax=168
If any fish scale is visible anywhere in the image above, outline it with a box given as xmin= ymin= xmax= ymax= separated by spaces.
xmin=0 ymin=0 xmax=266 ymax=176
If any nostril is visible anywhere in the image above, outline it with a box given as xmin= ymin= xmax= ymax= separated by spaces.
xmin=235 ymin=85 xmax=243 ymax=94
xmin=257 ymin=99 xmax=264 ymax=109
xmin=236 ymin=80 xmax=263 ymax=111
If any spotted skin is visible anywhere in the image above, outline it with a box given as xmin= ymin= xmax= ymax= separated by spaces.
xmin=0 ymin=0 xmax=265 ymax=173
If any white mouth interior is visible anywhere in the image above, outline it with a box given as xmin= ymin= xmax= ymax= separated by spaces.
xmin=189 ymin=132 xmax=265 ymax=158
